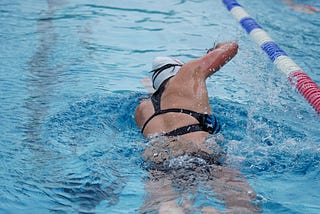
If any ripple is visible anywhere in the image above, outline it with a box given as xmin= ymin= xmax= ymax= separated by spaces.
xmin=82 ymin=4 xmax=176 ymax=16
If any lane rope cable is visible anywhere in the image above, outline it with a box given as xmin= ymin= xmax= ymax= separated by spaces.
xmin=222 ymin=0 xmax=320 ymax=114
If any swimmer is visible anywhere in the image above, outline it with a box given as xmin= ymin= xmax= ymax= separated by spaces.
xmin=281 ymin=0 xmax=319 ymax=14
xmin=135 ymin=42 xmax=261 ymax=213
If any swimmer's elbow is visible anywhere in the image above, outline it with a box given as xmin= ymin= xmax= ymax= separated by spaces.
xmin=217 ymin=41 xmax=238 ymax=57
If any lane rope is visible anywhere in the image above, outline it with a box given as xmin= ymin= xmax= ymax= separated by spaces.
xmin=222 ymin=0 xmax=320 ymax=114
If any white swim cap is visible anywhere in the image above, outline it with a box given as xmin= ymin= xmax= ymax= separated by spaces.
xmin=151 ymin=57 xmax=184 ymax=90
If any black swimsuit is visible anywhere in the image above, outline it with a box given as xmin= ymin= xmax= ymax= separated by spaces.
xmin=141 ymin=79 xmax=221 ymax=136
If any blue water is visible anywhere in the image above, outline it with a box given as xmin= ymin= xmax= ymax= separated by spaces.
xmin=1 ymin=0 xmax=319 ymax=213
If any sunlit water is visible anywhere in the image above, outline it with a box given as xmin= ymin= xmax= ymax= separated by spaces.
xmin=1 ymin=0 xmax=319 ymax=213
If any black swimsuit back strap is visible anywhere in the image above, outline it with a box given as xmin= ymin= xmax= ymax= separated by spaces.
xmin=161 ymin=108 xmax=220 ymax=135
xmin=164 ymin=123 xmax=203 ymax=137
xmin=141 ymin=108 xmax=217 ymax=134
xmin=141 ymin=108 xmax=197 ymax=134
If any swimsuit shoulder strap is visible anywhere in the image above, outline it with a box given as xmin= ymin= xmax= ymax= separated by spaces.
xmin=141 ymin=79 xmax=169 ymax=133
xmin=150 ymin=78 xmax=169 ymax=112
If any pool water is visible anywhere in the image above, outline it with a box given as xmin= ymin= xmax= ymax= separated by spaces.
xmin=1 ymin=0 xmax=319 ymax=213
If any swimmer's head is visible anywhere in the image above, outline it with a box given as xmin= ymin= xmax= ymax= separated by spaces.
xmin=151 ymin=57 xmax=184 ymax=90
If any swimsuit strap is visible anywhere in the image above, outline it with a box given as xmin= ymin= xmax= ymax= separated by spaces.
xmin=141 ymin=108 xmax=198 ymax=134
xmin=150 ymin=78 xmax=170 ymax=112
xmin=141 ymin=108 xmax=220 ymax=135
xmin=164 ymin=123 xmax=203 ymax=136
xmin=161 ymin=108 xmax=220 ymax=135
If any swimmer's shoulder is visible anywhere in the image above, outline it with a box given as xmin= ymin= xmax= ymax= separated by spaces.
xmin=135 ymin=99 xmax=153 ymax=128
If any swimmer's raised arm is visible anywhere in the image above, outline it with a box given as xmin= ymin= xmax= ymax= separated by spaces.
xmin=178 ymin=41 xmax=238 ymax=80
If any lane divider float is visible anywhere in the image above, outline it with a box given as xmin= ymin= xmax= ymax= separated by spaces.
xmin=222 ymin=0 xmax=320 ymax=114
